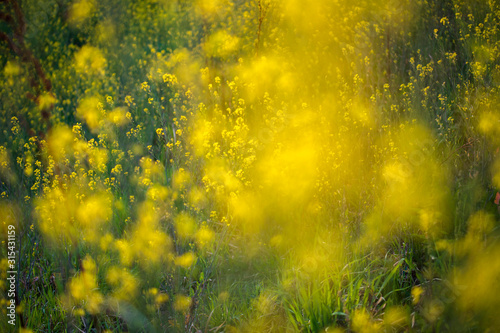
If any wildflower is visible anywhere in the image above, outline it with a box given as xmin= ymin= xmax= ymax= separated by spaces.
xmin=173 ymin=295 xmax=191 ymax=312
xmin=68 ymin=0 xmax=95 ymax=26
xmin=174 ymin=252 xmax=196 ymax=267
xmin=162 ymin=74 xmax=178 ymax=86
xmin=75 ymin=46 xmax=106 ymax=75
xmin=76 ymin=96 xmax=102 ymax=132
xmin=107 ymin=107 xmax=129 ymax=126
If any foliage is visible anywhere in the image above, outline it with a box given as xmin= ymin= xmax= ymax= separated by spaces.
xmin=1 ymin=0 xmax=500 ymax=332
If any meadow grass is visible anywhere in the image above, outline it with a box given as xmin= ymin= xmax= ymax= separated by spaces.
xmin=1 ymin=0 xmax=500 ymax=332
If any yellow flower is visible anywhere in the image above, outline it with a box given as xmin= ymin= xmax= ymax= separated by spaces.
xmin=195 ymin=226 xmax=214 ymax=248
xmin=3 ymin=61 xmax=21 ymax=76
xmin=68 ymin=256 xmax=104 ymax=314
xmin=107 ymin=107 xmax=129 ymax=126
xmin=68 ymin=0 xmax=95 ymax=26
xmin=173 ymin=295 xmax=191 ymax=312
xmin=106 ymin=266 xmax=138 ymax=301
xmin=37 ymin=92 xmax=57 ymax=111
xmin=76 ymin=96 xmax=102 ymax=132
xmin=174 ymin=252 xmax=196 ymax=268
xmin=162 ymin=73 xmax=178 ymax=85
xmin=75 ymin=46 xmax=106 ymax=75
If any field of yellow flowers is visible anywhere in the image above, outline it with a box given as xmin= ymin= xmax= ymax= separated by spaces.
xmin=1 ymin=0 xmax=500 ymax=332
